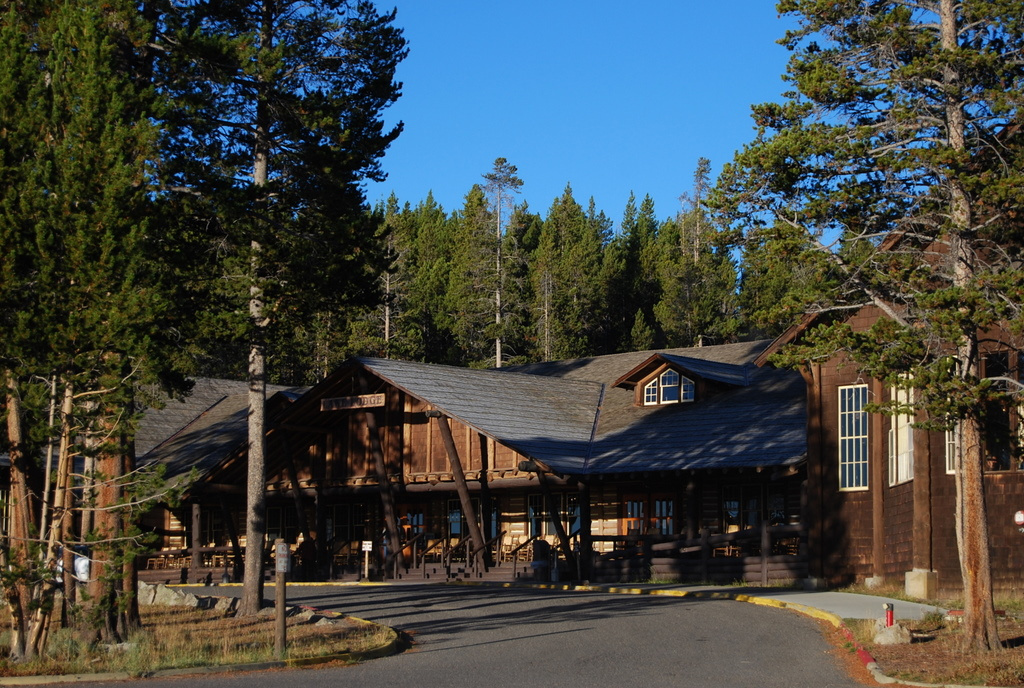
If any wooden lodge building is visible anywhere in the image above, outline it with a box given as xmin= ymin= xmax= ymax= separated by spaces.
xmin=136 ymin=329 xmax=1024 ymax=597
xmin=758 ymin=307 xmax=1024 ymax=598
xmin=137 ymin=340 xmax=810 ymax=587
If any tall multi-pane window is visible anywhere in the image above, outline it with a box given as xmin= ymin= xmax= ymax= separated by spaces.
xmin=839 ymin=384 xmax=869 ymax=490
xmin=945 ymin=427 xmax=958 ymax=475
xmin=888 ymin=386 xmax=914 ymax=485
xmin=624 ymin=500 xmax=644 ymax=535
xmin=652 ymin=498 xmax=674 ymax=535
xmin=529 ymin=494 xmax=578 ymax=537
xmin=528 ymin=494 xmax=548 ymax=537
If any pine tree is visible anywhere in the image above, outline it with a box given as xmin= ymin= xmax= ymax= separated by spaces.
xmin=736 ymin=220 xmax=832 ymax=338
xmin=655 ymin=161 xmax=739 ymax=347
xmin=155 ymin=0 xmax=406 ymax=615
xmin=715 ymin=0 xmax=1024 ymax=651
xmin=447 ymin=185 xmax=496 ymax=366
xmin=0 ymin=0 xmax=177 ymax=656
xmin=532 ymin=186 xmax=606 ymax=360
xmin=393 ymin=194 xmax=459 ymax=363
xmin=501 ymin=204 xmax=541 ymax=363
xmin=602 ymin=192 xmax=660 ymax=353
xmin=482 ymin=158 xmax=524 ymax=367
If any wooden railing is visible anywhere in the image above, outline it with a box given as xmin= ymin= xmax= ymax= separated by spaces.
xmin=593 ymin=522 xmax=806 ymax=585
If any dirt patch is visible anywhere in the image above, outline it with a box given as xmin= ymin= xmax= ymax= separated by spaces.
xmin=841 ymin=616 xmax=1024 ymax=686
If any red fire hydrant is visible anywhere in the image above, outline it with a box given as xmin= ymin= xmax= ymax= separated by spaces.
xmin=883 ymin=602 xmax=894 ymax=627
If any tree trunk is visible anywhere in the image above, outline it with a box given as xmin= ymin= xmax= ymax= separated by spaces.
xmin=940 ymin=0 xmax=999 ymax=651
xmin=239 ymin=1 xmax=275 ymax=615
xmin=434 ymin=415 xmax=485 ymax=568
xmin=495 ymin=188 xmax=503 ymax=368
xmin=240 ymin=331 xmax=268 ymax=615
xmin=956 ymin=398 xmax=1000 ymax=651
xmin=4 ymin=372 xmax=31 ymax=661
xmin=24 ymin=380 xmax=74 ymax=657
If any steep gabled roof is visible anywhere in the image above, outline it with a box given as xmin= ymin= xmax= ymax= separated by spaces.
xmin=139 ymin=393 xmax=249 ymax=485
xmin=588 ymin=363 xmax=805 ymax=473
xmin=354 ymin=357 xmax=604 ymax=473
xmin=613 ymin=352 xmax=754 ymax=389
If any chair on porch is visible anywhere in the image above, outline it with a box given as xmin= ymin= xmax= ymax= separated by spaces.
xmin=713 ymin=524 xmax=740 ymax=557
xmin=500 ymin=535 xmax=520 ymax=563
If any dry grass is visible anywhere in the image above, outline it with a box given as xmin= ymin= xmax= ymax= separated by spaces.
xmin=825 ymin=583 xmax=1024 ymax=685
xmin=0 ymin=605 xmax=394 ymax=678
xmin=844 ymin=606 xmax=1024 ymax=685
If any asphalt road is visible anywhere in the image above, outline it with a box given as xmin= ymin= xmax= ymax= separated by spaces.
xmin=96 ymin=583 xmax=863 ymax=688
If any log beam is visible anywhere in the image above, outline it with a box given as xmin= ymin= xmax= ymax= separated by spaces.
xmin=431 ymin=412 xmax=487 ymax=570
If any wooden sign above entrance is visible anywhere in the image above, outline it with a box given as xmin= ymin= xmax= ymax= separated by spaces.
xmin=321 ymin=393 xmax=385 ymax=411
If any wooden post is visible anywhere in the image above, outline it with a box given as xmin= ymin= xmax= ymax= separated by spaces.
xmin=190 ymin=503 xmax=201 ymax=582
xmin=685 ymin=477 xmax=698 ymax=540
xmin=283 ymin=433 xmax=311 ymax=540
xmin=802 ymin=365 xmax=825 ymax=580
xmin=314 ymin=489 xmax=326 ymax=580
xmin=537 ymin=471 xmax=575 ymax=575
xmin=870 ymin=378 xmax=885 ymax=581
xmin=760 ymin=520 xmax=770 ymax=586
xmin=359 ymin=379 xmax=401 ymax=573
xmin=579 ymin=479 xmax=592 ymax=581
xmin=274 ymin=539 xmax=287 ymax=660
xmin=221 ymin=502 xmax=243 ymax=583
xmin=700 ymin=527 xmax=709 ymax=581
xmin=433 ymin=414 xmax=487 ymax=570
xmin=478 ymin=435 xmax=494 ymax=566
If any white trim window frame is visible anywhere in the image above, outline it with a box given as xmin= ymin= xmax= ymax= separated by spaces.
xmin=838 ymin=384 xmax=870 ymax=491
xmin=888 ymin=385 xmax=914 ymax=486
xmin=642 ymin=369 xmax=695 ymax=406
xmin=945 ymin=427 xmax=958 ymax=475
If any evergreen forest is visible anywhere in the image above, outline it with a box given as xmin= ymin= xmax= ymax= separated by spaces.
xmin=275 ymin=159 xmax=793 ymax=382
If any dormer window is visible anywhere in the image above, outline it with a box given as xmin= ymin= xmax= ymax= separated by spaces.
xmin=643 ymin=369 xmax=694 ymax=406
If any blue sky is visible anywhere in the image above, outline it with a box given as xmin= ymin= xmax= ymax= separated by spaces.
xmin=365 ymin=3 xmax=798 ymax=230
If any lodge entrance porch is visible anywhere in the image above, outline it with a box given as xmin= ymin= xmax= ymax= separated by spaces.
xmin=138 ymin=522 xmax=809 ymax=586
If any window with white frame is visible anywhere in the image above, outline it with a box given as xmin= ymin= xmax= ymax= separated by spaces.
xmin=888 ymin=385 xmax=914 ymax=485
xmin=839 ymin=384 xmax=869 ymax=490
xmin=642 ymin=369 xmax=695 ymax=406
xmin=945 ymin=427 xmax=958 ymax=475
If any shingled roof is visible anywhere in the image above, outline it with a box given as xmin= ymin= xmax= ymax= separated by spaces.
xmin=134 ymin=340 xmax=806 ymax=483
xmin=354 ymin=357 xmax=604 ymax=472
xmin=137 ymin=379 xmax=305 ymax=482
xmin=504 ymin=340 xmax=806 ymax=474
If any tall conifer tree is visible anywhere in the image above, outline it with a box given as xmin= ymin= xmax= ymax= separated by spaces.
xmin=716 ymin=0 xmax=1024 ymax=650
xmin=155 ymin=0 xmax=406 ymax=615
xmin=0 ymin=0 xmax=174 ymax=656
xmin=482 ymin=158 xmax=524 ymax=367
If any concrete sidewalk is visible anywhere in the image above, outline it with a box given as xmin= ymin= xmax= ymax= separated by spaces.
xmin=566 ymin=582 xmax=946 ymax=621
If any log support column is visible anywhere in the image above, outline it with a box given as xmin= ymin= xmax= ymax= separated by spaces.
xmin=431 ymin=411 xmax=486 ymax=570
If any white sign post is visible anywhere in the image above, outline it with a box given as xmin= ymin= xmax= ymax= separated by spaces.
xmin=362 ymin=540 xmax=373 ymax=580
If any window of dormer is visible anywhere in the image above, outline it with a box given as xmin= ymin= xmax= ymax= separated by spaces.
xmin=643 ymin=369 xmax=694 ymax=406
